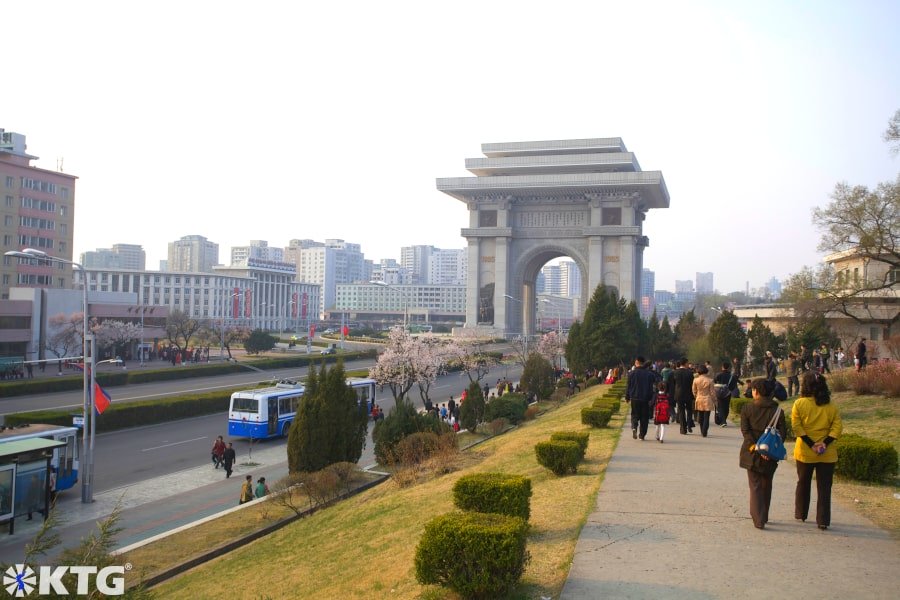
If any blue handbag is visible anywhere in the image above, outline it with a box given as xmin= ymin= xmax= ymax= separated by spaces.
xmin=756 ymin=407 xmax=786 ymax=461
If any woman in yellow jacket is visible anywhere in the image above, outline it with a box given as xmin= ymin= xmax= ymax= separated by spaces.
xmin=791 ymin=371 xmax=843 ymax=530
xmin=691 ymin=365 xmax=716 ymax=437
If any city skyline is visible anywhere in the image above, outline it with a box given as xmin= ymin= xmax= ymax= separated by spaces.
xmin=4 ymin=1 xmax=898 ymax=294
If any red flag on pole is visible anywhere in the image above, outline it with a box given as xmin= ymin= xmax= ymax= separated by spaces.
xmin=94 ymin=382 xmax=112 ymax=415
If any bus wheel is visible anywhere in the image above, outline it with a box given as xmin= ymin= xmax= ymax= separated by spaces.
xmin=282 ymin=422 xmax=291 ymax=438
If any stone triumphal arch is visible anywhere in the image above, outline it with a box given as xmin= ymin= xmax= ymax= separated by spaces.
xmin=437 ymin=138 xmax=670 ymax=335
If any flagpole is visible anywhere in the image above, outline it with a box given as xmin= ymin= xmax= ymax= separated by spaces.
xmin=87 ymin=334 xmax=96 ymax=503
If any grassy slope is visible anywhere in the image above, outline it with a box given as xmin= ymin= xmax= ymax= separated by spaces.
xmin=151 ymin=385 xmax=624 ymax=599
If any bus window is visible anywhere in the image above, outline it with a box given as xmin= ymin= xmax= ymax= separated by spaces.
xmin=279 ymin=396 xmax=291 ymax=415
xmin=356 ymin=386 xmax=371 ymax=406
xmin=232 ymin=397 xmax=259 ymax=413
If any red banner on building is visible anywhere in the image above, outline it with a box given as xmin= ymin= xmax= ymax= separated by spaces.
xmin=301 ymin=292 xmax=308 ymax=318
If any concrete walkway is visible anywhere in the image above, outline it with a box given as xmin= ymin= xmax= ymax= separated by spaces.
xmin=561 ymin=420 xmax=899 ymax=599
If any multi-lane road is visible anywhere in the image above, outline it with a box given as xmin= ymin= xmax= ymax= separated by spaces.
xmin=1 ymin=356 xmax=523 ymax=493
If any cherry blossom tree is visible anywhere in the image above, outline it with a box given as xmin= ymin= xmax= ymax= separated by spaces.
xmin=369 ymin=327 xmax=420 ymax=402
xmin=535 ymin=331 xmax=566 ymax=368
xmin=444 ymin=330 xmax=499 ymax=383
xmin=45 ymin=313 xmax=83 ymax=374
xmin=93 ymin=320 xmax=142 ymax=358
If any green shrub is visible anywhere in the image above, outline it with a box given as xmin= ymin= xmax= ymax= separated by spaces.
xmin=415 ymin=511 xmax=529 ymax=599
xmin=730 ymin=397 xmax=751 ymax=420
xmin=581 ymin=407 xmax=613 ymax=428
xmin=593 ymin=398 xmax=621 ymax=413
xmin=584 ymin=377 xmax=600 ymax=388
xmin=550 ymin=431 xmax=589 ymax=460
xmin=534 ymin=440 xmax=581 ymax=475
xmin=835 ymin=434 xmax=899 ymax=482
xmin=452 ymin=473 xmax=532 ymax=520
xmin=524 ymin=405 xmax=539 ymax=420
xmin=372 ymin=398 xmax=449 ymax=465
xmin=484 ymin=394 xmax=527 ymax=425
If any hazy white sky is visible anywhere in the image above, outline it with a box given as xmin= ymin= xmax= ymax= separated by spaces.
xmin=4 ymin=0 xmax=898 ymax=293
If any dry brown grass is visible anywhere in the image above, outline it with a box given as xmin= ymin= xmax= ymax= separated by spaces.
xmin=143 ymin=385 xmax=623 ymax=599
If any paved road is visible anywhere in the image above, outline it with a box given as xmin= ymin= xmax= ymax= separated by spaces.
xmin=0 ymin=364 xmax=521 ymax=563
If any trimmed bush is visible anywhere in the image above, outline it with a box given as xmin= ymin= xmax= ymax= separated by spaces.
xmin=581 ymin=406 xmax=613 ymax=428
xmin=593 ymin=398 xmax=621 ymax=413
xmin=584 ymin=376 xmax=600 ymax=388
xmin=484 ymin=394 xmax=527 ymax=425
xmin=373 ymin=398 xmax=449 ymax=465
xmin=835 ymin=434 xmax=899 ymax=482
xmin=392 ymin=431 xmax=458 ymax=466
xmin=730 ymin=397 xmax=752 ymax=420
xmin=415 ymin=511 xmax=529 ymax=599
xmin=452 ymin=472 xmax=532 ymax=520
xmin=550 ymin=431 xmax=589 ymax=460
xmin=535 ymin=440 xmax=581 ymax=475
xmin=523 ymin=405 xmax=539 ymax=420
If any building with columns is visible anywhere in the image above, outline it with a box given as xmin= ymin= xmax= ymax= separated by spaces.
xmin=437 ymin=137 xmax=669 ymax=335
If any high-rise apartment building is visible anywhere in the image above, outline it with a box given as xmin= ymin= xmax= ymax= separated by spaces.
xmin=428 ymin=248 xmax=467 ymax=286
xmin=293 ymin=239 xmax=367 ymax=317
xmin=538 ymin=264 xmax=563 ymax=295
xmin=231 ymin=240 xmax=283 ymax=265
xmin=559 ymin=261 xmax=581 ymax=297
xmin=81 ymin=244 xmax=146 ymax=270
xmin=1 ymin=129 xmax=77 ymax=300
xmin=639 ymin=268 xmax=656 ymax=319
xmin=696 ymin=271 xmax=714 ymax=294
xmin=400 ymin=245 xmax=433 ymax=284
xmin=167 ymin=235 xmax=219 ymax=273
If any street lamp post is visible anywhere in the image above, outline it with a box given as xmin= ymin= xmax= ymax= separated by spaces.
xmin=222 ymin=292 xmax=241 ymax=358
xmin=503 ymin=294 xmax=529 ymax=358
xmin=5 ymin=248 xmax=93 ymax=503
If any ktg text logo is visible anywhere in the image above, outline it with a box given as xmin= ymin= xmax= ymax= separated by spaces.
xmin=3 ymin=563 xmax=129 ymax=597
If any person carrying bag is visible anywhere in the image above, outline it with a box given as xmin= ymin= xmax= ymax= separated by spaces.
xmin=739 ymin=378 xmax=787 ymax=529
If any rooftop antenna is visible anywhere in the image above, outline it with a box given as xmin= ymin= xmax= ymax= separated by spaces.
xmin=57 ymin=157 xmax=64 ymax=172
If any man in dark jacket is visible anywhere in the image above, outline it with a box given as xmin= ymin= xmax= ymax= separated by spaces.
xmin=672 ymin=358 xmax=696 ymax=434
xmin=222 ymin=442 xmax=237 ymax=479
xmin=625 ymin=356 xmax=658 ymax=440
xmin=856 ymin=338 xmax=867 ymax=371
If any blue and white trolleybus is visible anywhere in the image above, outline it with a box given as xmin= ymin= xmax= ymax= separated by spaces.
xmin=228 ymin=378 xmax=377 ymax=439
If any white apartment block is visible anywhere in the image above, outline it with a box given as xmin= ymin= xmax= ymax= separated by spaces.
xmin=231 ymin=240 xmax=283 ymax=265
xmin=81 ymin=244 xmax=146 ymax=271
xmin=333 ymin=283 xmax=466 ymax=322
xmin=292 ymin=239 xmax=367 ymax=318
xmin=428 ymin=248 xmax=467 ymax=286
xmin=167 ymin=235 xmax=219 ymax=273
xmin=696 ymin=271 xmax=714 ymax=294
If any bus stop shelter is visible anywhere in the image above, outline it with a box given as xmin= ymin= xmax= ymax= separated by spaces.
xmin=0 ymin=437 xmax=65 ymax=535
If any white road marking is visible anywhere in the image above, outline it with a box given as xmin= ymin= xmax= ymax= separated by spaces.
xmin=142 ymin=436 xmax=208 ymax=452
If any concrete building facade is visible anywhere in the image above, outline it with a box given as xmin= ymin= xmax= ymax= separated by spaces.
xmin=438 ymin=137 xmax=669 ymax=335
xmin=1 ymin=129 xmax=77 ymax=300
xmin=81 ymin=244 xmax=146 ymax=271
xmin=333 ymin=283 xmax=465 ymax=324
xmin=167 ymin=235 xmax=219 ymax=273
xmin=290 ymin=239 xmax=367 ymax=319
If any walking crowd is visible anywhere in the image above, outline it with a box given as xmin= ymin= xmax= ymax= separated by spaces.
xmin=622 ymin=350 xmax=844 ymax=532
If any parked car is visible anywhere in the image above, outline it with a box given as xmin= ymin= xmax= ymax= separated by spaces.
xmin=322 ymin=328 xmax=336 ymax=334
xmin=320 ymin=346 xmax=336 ymax=355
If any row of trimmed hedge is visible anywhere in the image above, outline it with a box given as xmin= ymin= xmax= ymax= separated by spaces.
xmin=4 ymin=387 xmax=244 ymax=432
xmin=416 ymin=472 xmax=532 ymax=598
xmin=581 ymin=384 xmax=624 ymax=428
xmin=0 ymin=350 xmax=377 ymax=398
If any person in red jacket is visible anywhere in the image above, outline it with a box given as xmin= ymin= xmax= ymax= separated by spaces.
xmin=211 ymin=435 xmax=226 ymax=469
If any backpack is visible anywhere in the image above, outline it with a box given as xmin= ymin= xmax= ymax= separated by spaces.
xmin=654 ymin=398 xmax=669 ymax=423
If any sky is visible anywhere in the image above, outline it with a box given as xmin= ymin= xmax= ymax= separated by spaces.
xmin=4 ymin=0 xmax=899 ymax=294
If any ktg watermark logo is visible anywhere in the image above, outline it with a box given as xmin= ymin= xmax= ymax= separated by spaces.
xmin=3 ymin=563 xmax=130 ymax=597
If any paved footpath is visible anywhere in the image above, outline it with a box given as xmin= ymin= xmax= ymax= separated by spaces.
xmin=561 ymin=419 xmax=900 ymax=599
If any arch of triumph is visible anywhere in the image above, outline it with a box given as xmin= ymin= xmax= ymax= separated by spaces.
xmin=437 ymin=137 xmax=670 ymax=336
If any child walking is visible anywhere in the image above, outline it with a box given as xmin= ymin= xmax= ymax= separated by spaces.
xmin=653 ymin=381 xmax=670 ymax=443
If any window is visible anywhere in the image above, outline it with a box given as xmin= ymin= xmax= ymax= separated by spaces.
xmin=60 ymin=187 xmax=69 ymax=199
xmin=59 ymin=206 xmax=68 ymax=217
xmin=4 ymin=195 xmax=11 ymax=207
xmin=602 ymin=207 xmax=622 ymax=225
xmin=3 ymin=216 xmax=11 ymax=226
xmin=888 ymin=268 xmax=899 ymax=285
xmin=5 ymin=176 xmax=13 ymax=187
xmin=870 ymin=327 xmax=881 ymax=341
xmin=231 ymin=397 xmax=259 ymax=413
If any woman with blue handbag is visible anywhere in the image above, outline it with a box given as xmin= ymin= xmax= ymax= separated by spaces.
xmin=792 ymin=371 xmax=843 ymax=530
xmin=739 ymin=378 xmax=787 ymax=529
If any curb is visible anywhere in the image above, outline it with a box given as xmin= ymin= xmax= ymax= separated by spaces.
xmin=120 ymin=473 xmax=389 ymax=590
